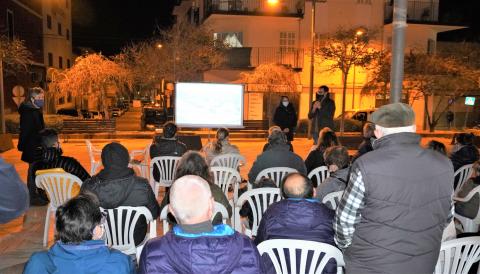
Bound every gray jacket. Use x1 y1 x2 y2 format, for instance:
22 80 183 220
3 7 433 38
316 167 349 209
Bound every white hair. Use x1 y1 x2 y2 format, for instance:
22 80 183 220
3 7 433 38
169 175 212 223
376 124 416 136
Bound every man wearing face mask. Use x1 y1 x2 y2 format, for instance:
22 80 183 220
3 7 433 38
273 96 298 142
308 85 336 145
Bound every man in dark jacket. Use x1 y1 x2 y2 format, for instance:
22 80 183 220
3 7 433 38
450 133 479 172
335 103 454 274
308 85 335 145
256 173 336 273
0 157 29 224
150 122 187 182
81 142 159 246
29 129 90 205
139 175 263 273
273 96 298 141
249 130 306 184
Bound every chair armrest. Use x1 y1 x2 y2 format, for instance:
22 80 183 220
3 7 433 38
149 219 157 238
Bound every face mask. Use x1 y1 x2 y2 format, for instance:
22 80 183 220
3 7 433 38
316 93 324 100
33 99 44 108
282 101 289 107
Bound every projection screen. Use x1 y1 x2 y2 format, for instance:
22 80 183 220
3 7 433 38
175 82 244 128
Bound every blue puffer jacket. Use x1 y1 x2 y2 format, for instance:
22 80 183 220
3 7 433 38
139 224 263 274
255 198 336 274
23 240 134 274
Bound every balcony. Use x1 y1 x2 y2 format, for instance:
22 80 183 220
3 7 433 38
204 0 304 19
224 47 304 69
384 0 439 24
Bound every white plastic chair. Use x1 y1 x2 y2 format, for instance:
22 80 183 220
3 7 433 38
149 156 181 198
257 239 345 274
442 220 457 242
454 164 474 195
159 202 229 235
234 187 282 237
454 185 480 233
434 237 480 274
307 166 330 186
210 153 246 170
211 166 242 203
252 167 298 189
35 172 83 247
100 206 157 262
85 140 102 175
129 144 151 179
322 190 344 210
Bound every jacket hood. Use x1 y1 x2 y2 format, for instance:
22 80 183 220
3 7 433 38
48 241 109 271
87 175 137 208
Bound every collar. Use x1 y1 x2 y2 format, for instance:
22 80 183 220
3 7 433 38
173 224 235 238
287 198 319 203
372 132 421 150
178 220 214 234
56 240 106 251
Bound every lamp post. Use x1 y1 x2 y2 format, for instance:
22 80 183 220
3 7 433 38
390 0 407 103
351 29 364 109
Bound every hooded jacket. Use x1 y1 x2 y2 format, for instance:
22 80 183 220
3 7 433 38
18 102 45 163
23 240 134 274
138 224 263 274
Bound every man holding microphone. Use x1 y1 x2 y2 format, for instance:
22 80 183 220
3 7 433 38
308 85 336 144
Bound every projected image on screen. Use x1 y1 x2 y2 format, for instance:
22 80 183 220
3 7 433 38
175 82 244 128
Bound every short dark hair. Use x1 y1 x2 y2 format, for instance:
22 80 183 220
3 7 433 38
456 133 475 146
175 151 212 183
319 85 329 92
163 122 177 138
268 130 287 146
318 128 339 150
363 122 375 139
281 173 314 199
324 146 350 169
427 140 446 155
55 192 102 244
39 128 59 148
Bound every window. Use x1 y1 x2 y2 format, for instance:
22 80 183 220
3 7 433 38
213 32 243 47
47 15 52 29
280 32 296 52
67 59 71 68
66 29 70 40
58 23 62 35
48 53 53 67
59 56 63 69
7 10 14 40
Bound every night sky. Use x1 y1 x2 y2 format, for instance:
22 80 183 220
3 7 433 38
71 0 479 56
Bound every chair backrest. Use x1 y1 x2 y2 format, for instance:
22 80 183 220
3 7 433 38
434 236 480 274
456 185 480 224
35 172 83 209
255 167 298 188
150 156 181 187
210 153 245 169
234 187 282 236
160 202 230 235
210 166 241 201
454 164 474 194
322 190 344 210
257 239 345 274
307 166 330 186
100 206 154 255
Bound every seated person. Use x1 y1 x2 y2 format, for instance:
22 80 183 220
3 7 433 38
304 127 339 187
81 142 159 246
160 151 232 224
202 128 240 165
352 122 375 162
450 133 479 171
139 175 263 274
255 173 335 274
263 126 293 152
248 130 306 184
456 160 480 219
427 140 447 156
29 128 90 206
23 193 134 274
316 146 350 209
150 122 187 182
0 157 29 224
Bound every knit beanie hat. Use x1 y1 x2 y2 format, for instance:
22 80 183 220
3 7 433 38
101 142 130 169
371 103 415 128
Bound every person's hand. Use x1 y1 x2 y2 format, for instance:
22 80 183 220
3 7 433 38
313 101 320 110
283 128 290 133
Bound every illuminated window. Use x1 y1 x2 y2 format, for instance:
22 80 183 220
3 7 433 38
214 32 243 47
280 32 296 52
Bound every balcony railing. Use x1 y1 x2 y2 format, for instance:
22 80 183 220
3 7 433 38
223 47 304 69
384 0 438 24
205 0 304 18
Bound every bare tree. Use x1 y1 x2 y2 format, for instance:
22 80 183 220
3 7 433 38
362 51 390 105
315 27 382 133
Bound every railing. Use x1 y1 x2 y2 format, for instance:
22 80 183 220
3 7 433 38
224 47 304 69
204 0 304 18
384 0 438 23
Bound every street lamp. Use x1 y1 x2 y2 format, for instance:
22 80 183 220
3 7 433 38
267 0 279 5
351 28 365 109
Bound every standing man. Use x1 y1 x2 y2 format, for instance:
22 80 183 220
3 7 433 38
308 85 335 144
334 103 454 274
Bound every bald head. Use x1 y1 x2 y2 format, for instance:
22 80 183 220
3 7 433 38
169 175 214 224
282 173 314 199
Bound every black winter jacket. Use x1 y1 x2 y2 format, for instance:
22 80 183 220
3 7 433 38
450 144 480 171
18 103 45 163
81 169 160 246
273 103 297 141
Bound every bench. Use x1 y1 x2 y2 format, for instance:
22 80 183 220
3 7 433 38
62 119 116 133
